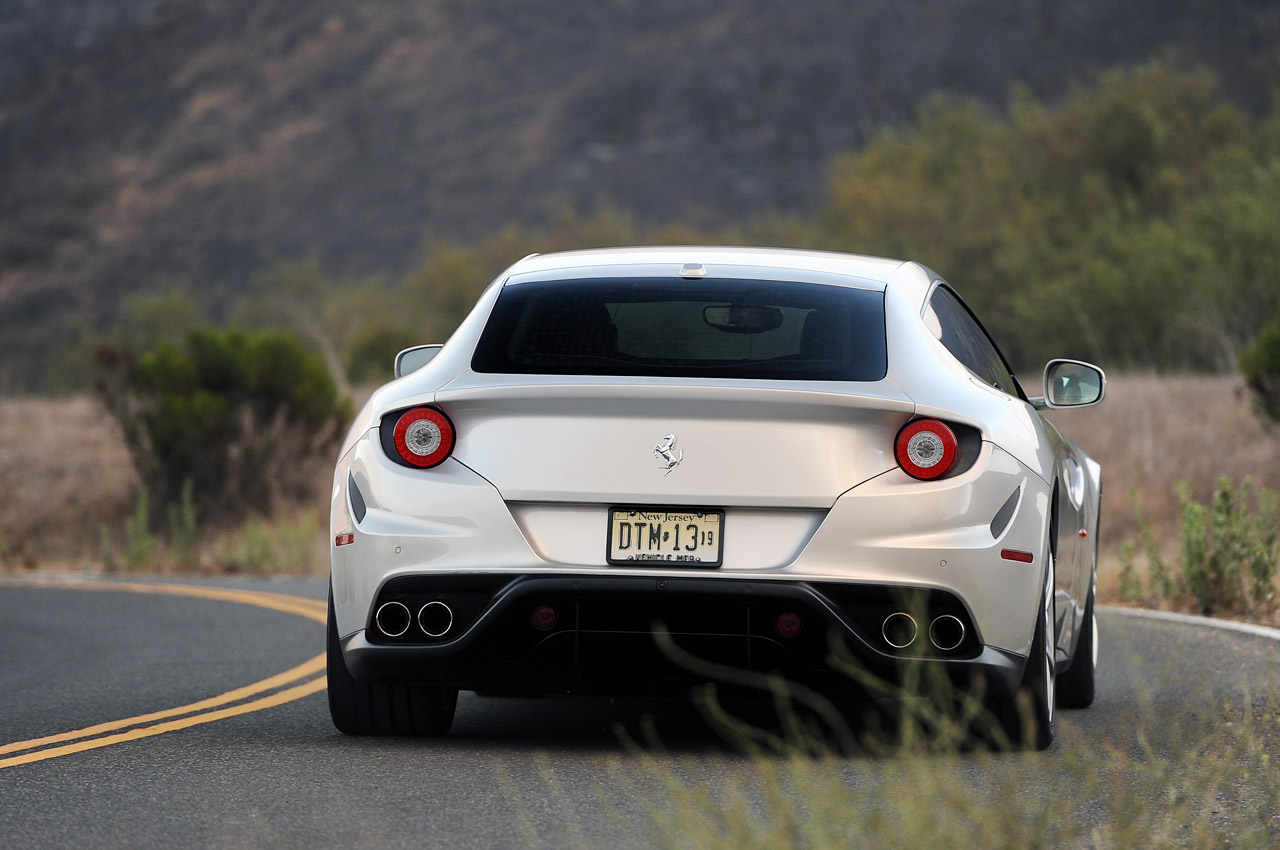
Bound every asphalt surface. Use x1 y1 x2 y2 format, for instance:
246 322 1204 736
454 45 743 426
0 575 1277 849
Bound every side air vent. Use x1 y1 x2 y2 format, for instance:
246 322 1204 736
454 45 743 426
989 487 1020 539
348 473 368 524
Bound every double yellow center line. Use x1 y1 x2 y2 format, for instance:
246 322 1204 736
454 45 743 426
0 578 328 770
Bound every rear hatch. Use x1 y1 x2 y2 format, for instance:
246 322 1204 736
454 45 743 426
444 272 906 508
438 377 913 508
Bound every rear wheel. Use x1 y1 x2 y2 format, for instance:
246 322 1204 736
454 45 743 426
1057 573 1097 709
991 555 1056 750
327 590 458 736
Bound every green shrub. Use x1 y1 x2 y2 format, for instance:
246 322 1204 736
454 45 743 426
215 511 323 574
1177 477 1279 614
1117 540 1143 602
97 326 351 521
268 510 323 574
1130 488 1173 599
819 59 1280 371
122 488 158 571
221 517 278 573
345 322 420 385
1128 477 1279 615
166 478 199 568
44 283 207 393
1240 309 1280 422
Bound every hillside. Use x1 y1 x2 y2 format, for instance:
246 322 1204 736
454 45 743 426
0 0 176 83
1 0 1278 387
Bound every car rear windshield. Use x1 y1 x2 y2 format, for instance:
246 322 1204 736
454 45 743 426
471 278 887 381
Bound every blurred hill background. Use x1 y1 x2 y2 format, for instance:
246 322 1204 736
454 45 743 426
2 0 1279 389
5 0 1280 606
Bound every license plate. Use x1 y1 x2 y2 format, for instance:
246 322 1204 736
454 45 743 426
607 508 724 567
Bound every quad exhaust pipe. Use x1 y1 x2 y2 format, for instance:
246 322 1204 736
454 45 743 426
881 611 966 651
375 601 412 638
374 600 454 638
928 614 965 651
418 601 453 637
881 612 917 649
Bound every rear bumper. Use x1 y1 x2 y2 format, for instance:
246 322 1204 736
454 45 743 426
333 430 1051 658
339 574 1027 697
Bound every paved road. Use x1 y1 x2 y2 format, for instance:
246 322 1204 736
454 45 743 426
0 575 1276 849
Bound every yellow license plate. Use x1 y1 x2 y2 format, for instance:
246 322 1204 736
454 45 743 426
607 508 724 567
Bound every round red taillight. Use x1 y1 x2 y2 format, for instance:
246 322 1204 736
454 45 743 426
392 407 455 468
895 419 959 480
530 605 558 631
775 612 803 639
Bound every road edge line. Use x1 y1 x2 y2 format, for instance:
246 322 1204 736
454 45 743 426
1100 604 1280 643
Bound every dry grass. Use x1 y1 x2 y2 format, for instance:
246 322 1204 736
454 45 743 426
612 692 1280 850
6 376 1280 583
0 394 331 573
1045 374 1280 594
0 396 137 564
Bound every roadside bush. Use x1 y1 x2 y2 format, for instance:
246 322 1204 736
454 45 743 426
44 283 209 393
215 510 323 574
1126 477 1279 615
1117 540 1143 602
166 478 199 568
122 487 158 570
820 58 1280 372
1133 488 1175 599
1240 308 1280 423
1178 478 1279 614
345 322 419 386
96 326 351 522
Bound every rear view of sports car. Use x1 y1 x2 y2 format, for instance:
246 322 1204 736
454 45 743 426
327 247 1105 748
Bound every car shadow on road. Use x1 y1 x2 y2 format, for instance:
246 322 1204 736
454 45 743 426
310 688 935 759
449 692 759 753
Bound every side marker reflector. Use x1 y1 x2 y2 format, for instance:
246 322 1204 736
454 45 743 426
335 533 355 547
1001 548 1034 563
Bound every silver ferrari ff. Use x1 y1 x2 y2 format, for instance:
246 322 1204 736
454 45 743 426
327 247 1104 748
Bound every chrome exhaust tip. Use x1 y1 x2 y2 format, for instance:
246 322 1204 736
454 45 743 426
418 601 453 637
929 614 965 651
881 612 918 649
375 601 412 638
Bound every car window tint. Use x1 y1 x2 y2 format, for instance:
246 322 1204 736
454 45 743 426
925 285 1018 395
472 278 888 381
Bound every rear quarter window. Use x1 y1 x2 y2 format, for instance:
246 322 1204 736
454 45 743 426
471 278 887 381
924 284 1019 396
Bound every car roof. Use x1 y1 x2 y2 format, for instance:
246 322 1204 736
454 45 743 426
502 246 908 291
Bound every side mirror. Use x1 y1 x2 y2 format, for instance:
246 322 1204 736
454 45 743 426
1038 359 1106 408
394 344 442 378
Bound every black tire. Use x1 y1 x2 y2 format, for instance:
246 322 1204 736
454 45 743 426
1056 573 1097 709
991 556 1056 751
327 590 458 736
